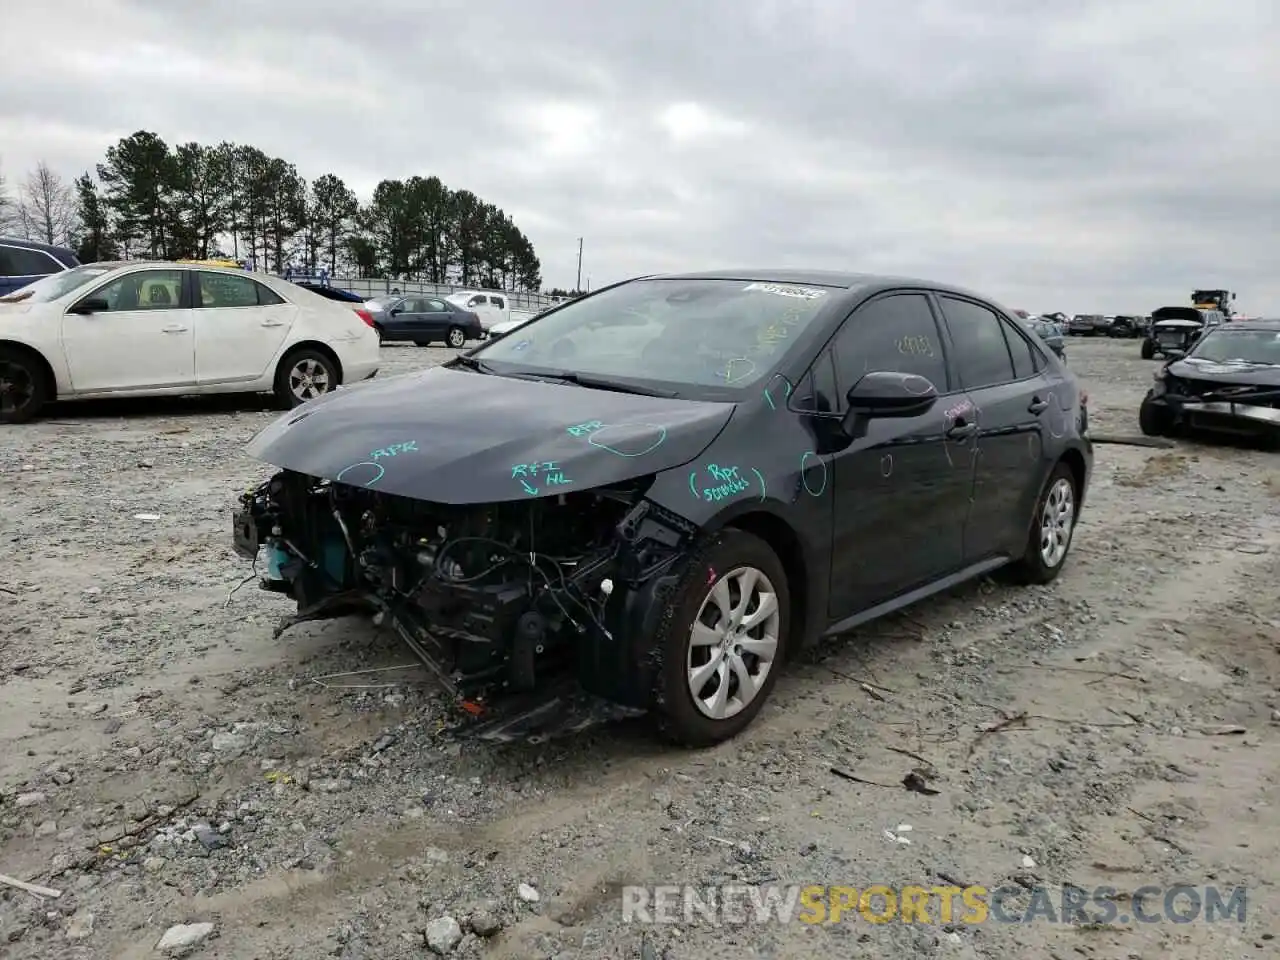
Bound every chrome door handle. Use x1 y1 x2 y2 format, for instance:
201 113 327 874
161 325 188 333
260 320 284 327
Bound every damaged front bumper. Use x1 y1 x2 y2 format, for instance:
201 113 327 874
1146 392 1280 437
232 470 699 738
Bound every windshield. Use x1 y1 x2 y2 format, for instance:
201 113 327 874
0 264 116 304
1189 329 1280 365
473 278 837 390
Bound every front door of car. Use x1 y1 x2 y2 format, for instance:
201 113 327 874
935 295 1051 562
192 271 296 384
60 268 196 392
465 294 498 329
826 292 974 620
394 298 437 339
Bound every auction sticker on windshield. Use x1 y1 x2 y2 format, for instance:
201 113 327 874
741 282 829 300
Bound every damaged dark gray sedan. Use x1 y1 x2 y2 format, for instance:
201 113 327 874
1139 319 1280 444
232 271 1093 746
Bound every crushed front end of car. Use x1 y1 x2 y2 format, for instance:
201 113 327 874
232 469 699 738
1141 366 1280 442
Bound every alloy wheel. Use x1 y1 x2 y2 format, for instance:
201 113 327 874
686 566 780 720
289 358 331 402
0 361 35 417
1039 477 1075 568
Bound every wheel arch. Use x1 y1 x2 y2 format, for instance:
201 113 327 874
278 340 344 384
698 500 816 653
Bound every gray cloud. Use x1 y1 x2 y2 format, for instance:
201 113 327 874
1 0 1276 312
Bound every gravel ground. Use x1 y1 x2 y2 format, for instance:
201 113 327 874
2 337 1278 960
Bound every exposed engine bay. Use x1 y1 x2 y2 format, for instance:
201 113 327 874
232 470 698 728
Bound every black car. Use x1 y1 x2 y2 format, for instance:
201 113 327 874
231 271 1092 746
365 294 483 347
1139 320 1280 443
1108 315 1143 338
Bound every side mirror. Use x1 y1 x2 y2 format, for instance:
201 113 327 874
70 298 109 315
841 371 938 431
1164 348 1186 360
389 307 402 316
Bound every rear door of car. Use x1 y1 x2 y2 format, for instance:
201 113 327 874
934 295 1053 562
192 271 297 384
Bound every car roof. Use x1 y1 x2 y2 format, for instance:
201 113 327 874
0 235 75 255
643 269 1006 304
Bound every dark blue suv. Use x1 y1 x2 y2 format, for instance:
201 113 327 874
0 237 80 295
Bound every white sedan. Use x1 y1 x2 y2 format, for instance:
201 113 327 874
0 261 381 423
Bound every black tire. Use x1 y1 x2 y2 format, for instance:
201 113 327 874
1138 396 1172 437
1008 461 1078 586
649 528 790 747
274 347 339 409
446 326 466 348
373 324 385 343
0 347 49 424
1140 339 1155 359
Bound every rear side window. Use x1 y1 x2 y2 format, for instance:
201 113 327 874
491 295 505 309
426 299 448 312
938 297 1016 389
0 245 61 277
467 295 486 307
830 293 949 397
197 272 284 308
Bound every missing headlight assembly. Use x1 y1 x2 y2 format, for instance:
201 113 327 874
233 469 696 710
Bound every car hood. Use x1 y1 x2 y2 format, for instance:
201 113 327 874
245 366 736 504
1169 358 1280 386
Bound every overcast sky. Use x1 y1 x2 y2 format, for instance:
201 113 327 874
2 0 1276 312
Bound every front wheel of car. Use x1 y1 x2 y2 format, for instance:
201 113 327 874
0 347 49 424
274 348 338 408
1009 461 1078 586
446 326 466 348
650 529 790 747
1140 339 1155 359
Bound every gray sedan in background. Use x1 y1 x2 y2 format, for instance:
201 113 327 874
1025 317 1066 360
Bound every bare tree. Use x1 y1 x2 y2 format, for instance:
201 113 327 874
0 157 15 234
19 161 76 245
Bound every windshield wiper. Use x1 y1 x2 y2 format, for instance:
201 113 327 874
530 371 678 398
447 354 496 374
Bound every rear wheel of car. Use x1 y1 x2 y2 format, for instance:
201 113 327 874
446 326 466 348
1140 339 1155 359
650 529 790 747
1009 461 1078 586
0 347 49 424
274 348 338 408
1138 396 1173 437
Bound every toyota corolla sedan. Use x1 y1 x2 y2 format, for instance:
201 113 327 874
231 271 1092 746
0 262 380 423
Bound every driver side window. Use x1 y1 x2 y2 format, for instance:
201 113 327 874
831 294 950 401
83 270 184 312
